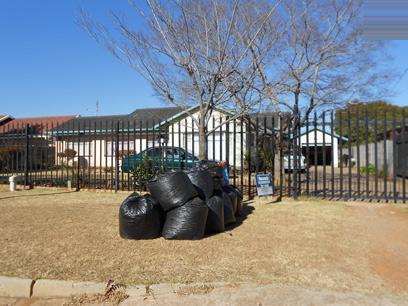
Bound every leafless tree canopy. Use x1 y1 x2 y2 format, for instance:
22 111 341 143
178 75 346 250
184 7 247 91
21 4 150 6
80 0 282 159
250 0 395 126
80 0 394 158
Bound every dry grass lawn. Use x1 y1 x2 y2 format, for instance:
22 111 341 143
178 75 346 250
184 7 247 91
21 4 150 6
0 186 407 296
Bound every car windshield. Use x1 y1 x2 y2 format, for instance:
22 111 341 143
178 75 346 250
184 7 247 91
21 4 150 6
146 148 161 157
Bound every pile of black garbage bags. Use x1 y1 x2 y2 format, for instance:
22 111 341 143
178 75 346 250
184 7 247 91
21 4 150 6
119 165 243 240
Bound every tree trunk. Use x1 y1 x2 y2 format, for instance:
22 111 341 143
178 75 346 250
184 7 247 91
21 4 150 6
293 87 301 200
198 127 207 160
197 105 209 161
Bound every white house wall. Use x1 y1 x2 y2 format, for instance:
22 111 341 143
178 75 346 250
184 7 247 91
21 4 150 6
54 109 247 169
55 138 153 168
167 109 246 167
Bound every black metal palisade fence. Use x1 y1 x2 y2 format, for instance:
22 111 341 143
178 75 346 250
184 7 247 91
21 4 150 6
0 109 406 203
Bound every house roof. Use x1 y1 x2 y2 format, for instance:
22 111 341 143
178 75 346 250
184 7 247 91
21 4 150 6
152 105 237 129
50 106 283 135
51 107 185 134
0 115 76 134
130 107 185 123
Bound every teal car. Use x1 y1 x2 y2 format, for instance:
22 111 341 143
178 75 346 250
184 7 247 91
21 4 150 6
121 146 203 172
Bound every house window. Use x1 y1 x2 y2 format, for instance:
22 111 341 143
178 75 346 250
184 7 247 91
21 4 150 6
71 142 92 157
105 141 136 157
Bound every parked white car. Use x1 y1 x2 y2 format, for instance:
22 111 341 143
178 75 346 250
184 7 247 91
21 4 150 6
283 152 307 172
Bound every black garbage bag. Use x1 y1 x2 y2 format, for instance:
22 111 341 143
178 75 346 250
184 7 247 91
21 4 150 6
210 167 224 192
205 195 225 233
212 176 223 192
228 190 238 215
162 197 208 240
219 191 236 225
147 171 197 211
235 193 243 215
187 168 214 200
119 193 164 240
210 166 223 177
231 185 243 199
231 185 244 215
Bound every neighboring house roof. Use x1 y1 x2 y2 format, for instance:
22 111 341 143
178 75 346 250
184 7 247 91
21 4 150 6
0 114 14 126
0 115 76 135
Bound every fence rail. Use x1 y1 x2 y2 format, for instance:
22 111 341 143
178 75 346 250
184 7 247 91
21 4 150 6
0 109 406 202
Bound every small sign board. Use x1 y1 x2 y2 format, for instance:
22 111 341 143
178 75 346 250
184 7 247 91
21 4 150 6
255 174 273 197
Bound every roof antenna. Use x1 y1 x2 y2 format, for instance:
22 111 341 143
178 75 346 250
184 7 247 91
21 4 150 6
96 100 100 116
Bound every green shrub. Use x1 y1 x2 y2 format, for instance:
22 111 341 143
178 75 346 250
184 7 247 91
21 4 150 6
360 164 375 176
130 155 160 186
360 164 389 179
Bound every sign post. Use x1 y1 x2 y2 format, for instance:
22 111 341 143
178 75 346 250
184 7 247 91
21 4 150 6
255 174 273 197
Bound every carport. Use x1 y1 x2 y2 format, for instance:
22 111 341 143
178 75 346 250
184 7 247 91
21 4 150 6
294 127 348 167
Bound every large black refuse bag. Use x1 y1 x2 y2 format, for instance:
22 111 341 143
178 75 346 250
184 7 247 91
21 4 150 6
147 171 197 211
235 191 243 215
119 193 164 239
219 191 236 225
162 197 208 240
212 176 223 192
231 185 244 215
187 168 214 200
211 167 224 192
205 195 225 233
228 190 238 215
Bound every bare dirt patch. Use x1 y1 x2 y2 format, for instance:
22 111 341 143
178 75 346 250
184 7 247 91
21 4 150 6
350 203 408 293
0 188 407 297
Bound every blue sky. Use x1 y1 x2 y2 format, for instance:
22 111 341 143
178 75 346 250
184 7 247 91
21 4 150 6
0 0 407 118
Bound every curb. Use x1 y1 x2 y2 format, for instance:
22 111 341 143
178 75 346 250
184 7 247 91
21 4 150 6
0 275 230 299
0 276 33 298
32 279 106 298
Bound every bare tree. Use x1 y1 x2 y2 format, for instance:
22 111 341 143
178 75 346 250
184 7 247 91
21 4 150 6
250 0 395 127
80 0 281 160
243 0 396 198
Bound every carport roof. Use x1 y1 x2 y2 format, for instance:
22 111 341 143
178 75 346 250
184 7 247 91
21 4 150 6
292 127 348 142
